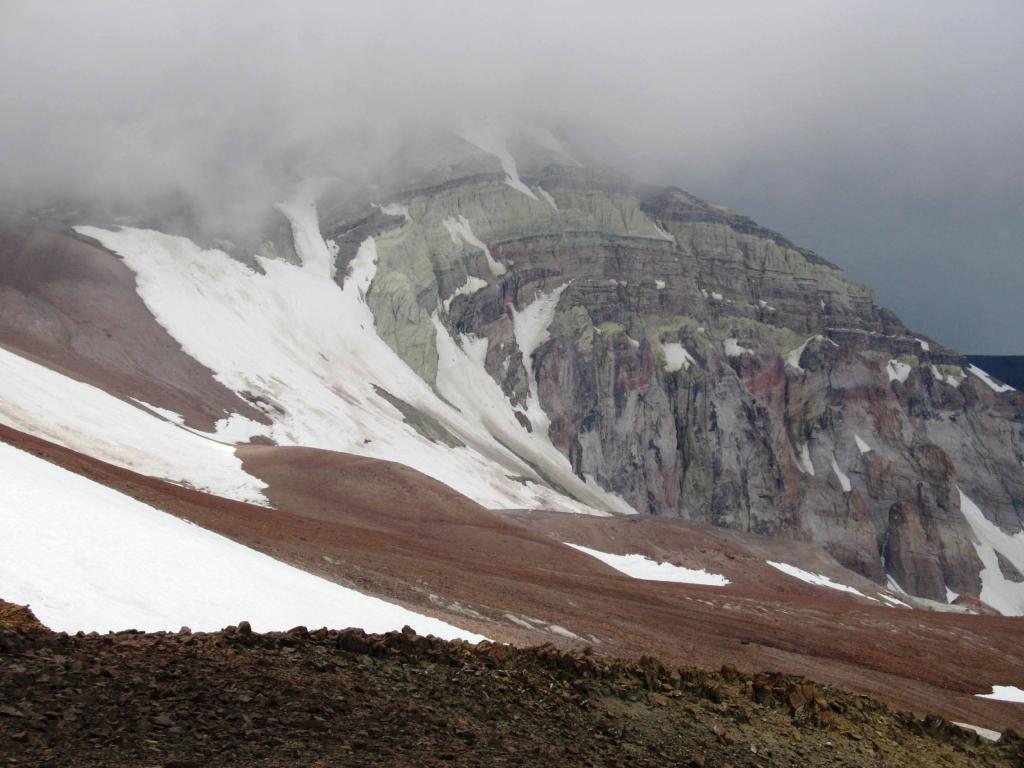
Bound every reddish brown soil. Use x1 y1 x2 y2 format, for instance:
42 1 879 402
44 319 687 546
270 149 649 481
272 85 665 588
2 423 1023 735
0 225 266 430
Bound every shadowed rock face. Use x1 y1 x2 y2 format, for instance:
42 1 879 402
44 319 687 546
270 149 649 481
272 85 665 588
322 137 1024 605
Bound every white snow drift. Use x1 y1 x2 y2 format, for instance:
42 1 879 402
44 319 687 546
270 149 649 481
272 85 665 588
767 561 876 602
830 454 852 492
0 440 482 639
953 722 1001 741
968 364 1016 393
886 359 912 384
959 488 1024 616
460 126 539 201
0 346 267 504
661 342 695 373
976 686 1024 704
442 215 506 276
565 543 730 586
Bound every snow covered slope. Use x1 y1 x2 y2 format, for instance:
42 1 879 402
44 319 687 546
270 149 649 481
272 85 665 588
0 439 482 639
0 345 267 504
75 202 630 515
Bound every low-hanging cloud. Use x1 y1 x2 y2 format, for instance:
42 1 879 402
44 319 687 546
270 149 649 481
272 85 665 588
2 0 1022 348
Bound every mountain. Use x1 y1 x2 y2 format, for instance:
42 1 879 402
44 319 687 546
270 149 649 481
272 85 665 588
2 130 1023 737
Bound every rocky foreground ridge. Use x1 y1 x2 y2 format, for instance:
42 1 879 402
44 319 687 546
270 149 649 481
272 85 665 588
1 605 1020 767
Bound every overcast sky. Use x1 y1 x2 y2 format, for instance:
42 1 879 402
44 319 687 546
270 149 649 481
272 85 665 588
1 1 1021 352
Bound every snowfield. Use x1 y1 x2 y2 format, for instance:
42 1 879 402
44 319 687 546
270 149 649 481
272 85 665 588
0 440 483 640
975 686 1024 704
0 346 267 504
565 543 730 586
767 561 876 602
75 195 632 516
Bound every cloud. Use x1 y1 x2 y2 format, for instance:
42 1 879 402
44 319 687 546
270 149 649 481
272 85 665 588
1 1 1021 347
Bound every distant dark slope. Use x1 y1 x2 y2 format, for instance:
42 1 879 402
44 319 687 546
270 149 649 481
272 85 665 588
968 356 1024 391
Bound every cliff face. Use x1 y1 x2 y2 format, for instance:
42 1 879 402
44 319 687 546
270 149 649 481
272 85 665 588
322 135 1024 606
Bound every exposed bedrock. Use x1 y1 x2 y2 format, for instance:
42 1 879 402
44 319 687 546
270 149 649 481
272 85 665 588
317 140 1024 609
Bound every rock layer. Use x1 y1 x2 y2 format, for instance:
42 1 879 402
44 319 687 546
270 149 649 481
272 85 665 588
322 136 1024 607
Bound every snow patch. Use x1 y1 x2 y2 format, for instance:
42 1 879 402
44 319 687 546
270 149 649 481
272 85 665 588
968 364 1016 393
724 338 751 357
958 488 1024 616
886 360 912 384
536 186 558 211
548 624 582 640
208 413 272 444
512 284 568 432
916 338 931 352
953 722 1001 741
854 434 873 454
443 275 488 312
710 291 724 301
661 343 695 373
0 441 481 640
931 365 965 387
879 593 911 609
442 215 506 276
565 543 730 586
655 279 666 290
767 561 876 601
654 222 675 242
461 126 538 200
830 455 852 492
274 188 335 280
785 335 835 372
886 574 908 594
786 337 813 371
797 444 815 476
976 686 1024 704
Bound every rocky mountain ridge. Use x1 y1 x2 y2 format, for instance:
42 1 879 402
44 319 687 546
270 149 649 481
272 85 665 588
316 132 1023 608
